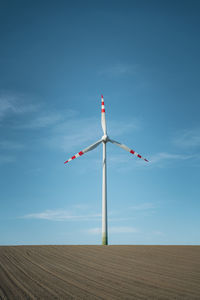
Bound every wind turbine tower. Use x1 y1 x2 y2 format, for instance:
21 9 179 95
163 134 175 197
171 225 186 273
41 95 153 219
64 95 148 245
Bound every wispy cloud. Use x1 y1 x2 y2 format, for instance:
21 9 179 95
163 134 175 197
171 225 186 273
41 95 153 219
87 226 138 235
0 141 24 150
99 63 137 78
149 152 193 165
131 202 156 211
0 155 15 164
48 117 139 153
23 209 101 221
173 128 200 148
1 92 140 157
108 119 140 138
108 130 200 170
110 226 138 233
101 150 193 173
108 153 132 164
152 230 164 236
0 93 78 131
141 129 200 168
16 113 63 129
51 117 101 152
0 94 38 121
15 109 78 130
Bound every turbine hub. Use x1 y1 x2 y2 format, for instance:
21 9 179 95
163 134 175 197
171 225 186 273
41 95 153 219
102 134 108 142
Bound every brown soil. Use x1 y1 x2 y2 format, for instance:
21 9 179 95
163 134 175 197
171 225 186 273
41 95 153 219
0 245 200 299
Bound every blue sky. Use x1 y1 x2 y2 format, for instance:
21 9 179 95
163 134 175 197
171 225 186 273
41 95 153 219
0 0 200 245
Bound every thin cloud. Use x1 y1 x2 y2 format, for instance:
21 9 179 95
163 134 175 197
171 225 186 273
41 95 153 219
0 141 24 150
173 128 200 148
0 95 38 121
49 117 101 153
49 116 140 153
108 119 140 138
72 204 90 210
0 93 78 130
149 152 193 164
112 150 196 172
0 155 15 164
131 202 156 211
99 63 137 78
108 153 132 164
152 230 164 236
87 226 138 235
23 209 101 221
16 113 63 129
110 226 138 233
15 109 78 130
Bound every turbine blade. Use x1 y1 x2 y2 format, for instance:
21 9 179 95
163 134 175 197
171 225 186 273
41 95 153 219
64 139 102 164
101 94 107 135
109 138 149 162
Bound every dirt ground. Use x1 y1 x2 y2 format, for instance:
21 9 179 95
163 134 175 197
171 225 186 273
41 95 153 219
0 245 200 299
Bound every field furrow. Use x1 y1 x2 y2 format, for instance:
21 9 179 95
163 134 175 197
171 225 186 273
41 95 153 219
0 245 200 299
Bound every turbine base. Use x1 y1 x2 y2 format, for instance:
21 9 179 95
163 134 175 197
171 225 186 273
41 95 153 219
102 233 108 245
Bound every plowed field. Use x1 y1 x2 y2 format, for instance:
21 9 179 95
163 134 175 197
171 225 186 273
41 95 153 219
0 245 200 299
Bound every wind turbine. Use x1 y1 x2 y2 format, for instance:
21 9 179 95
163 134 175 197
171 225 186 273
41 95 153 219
64 95 148 245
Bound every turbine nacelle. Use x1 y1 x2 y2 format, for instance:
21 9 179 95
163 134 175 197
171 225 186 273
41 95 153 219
102 134 109 143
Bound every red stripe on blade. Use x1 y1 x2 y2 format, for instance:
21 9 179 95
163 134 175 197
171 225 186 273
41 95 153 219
144 158 149 162
101 101 104 105
137 154 142 158
79 151 84 156
71 156 76 160
64 160 68 164
130 150 135 154
101 109 105 112
101 94 103 99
